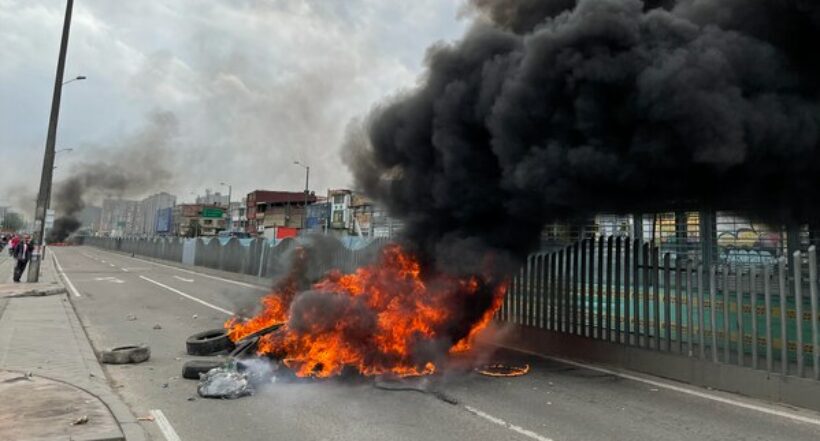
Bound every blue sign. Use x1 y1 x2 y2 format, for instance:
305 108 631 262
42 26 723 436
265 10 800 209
155 207 173 233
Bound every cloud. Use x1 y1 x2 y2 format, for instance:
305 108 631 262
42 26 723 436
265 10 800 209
0 0 468 213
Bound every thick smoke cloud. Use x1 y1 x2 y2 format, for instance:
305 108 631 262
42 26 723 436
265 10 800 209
48 111 178 242
347 0 820 272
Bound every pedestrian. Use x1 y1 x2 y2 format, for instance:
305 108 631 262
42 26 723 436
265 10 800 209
8 234 19 257
12 234 32 283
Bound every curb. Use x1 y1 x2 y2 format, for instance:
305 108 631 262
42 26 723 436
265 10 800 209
2 285 67 299
48 252 149 441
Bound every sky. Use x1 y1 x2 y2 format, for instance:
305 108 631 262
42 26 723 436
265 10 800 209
0 0 470 215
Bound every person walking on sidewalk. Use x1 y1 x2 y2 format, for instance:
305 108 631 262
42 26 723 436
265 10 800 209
12 234 32 283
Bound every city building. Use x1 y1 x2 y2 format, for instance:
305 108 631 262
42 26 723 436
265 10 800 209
137 192 176 236
100 198 140 237
245 190 317 237
228 200 247 233
196 189 229 207
305 200 330 232
172 203 227 237
327 189 352 230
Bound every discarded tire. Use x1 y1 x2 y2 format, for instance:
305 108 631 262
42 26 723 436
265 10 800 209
186 329 234 356
182 359 224 380
100 345 151 364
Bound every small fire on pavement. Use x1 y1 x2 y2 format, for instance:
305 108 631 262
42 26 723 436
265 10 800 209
225 244 507 378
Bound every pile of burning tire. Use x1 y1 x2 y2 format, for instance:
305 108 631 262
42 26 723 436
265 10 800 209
181 324 281 380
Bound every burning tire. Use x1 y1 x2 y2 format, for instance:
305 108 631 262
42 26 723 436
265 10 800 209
100 345 151 364
182 359 225 380
186 329 234 356
229 336 259 358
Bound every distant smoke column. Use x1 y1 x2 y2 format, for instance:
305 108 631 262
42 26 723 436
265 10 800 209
44 111 178 242
347 0 820 273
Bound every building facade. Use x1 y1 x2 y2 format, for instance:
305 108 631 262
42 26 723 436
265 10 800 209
245 190 317 235
100 199 140 237
138 192 176 236
172 203 226 237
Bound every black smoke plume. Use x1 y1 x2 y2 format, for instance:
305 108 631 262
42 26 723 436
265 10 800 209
48 111 177 242
346 0 820 272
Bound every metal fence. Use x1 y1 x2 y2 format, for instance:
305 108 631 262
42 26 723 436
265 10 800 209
498 235 820 381
82 236 388 280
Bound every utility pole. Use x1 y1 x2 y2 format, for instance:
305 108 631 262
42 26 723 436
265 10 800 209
29 0 74 282
294 161 310 229
220 182 232 232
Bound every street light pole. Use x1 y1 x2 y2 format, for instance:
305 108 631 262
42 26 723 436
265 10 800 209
62 75 86 86
45 148 74 213
294 161 310 229
28 0 74 282
220 182 232 233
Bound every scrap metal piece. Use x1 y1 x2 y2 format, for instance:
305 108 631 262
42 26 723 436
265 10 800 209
197 365 253 399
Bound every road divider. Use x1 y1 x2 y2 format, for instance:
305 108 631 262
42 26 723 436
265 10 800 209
139 275 234 316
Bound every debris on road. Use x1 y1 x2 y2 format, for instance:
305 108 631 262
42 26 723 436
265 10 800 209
70 415 89 426
153 324 162 330
126 314 137 321
100 345 151 364
192 314 198 319
197 364 253 399
182 359 225 380
186 328 234 356
137 415 155 422
475 363 530 377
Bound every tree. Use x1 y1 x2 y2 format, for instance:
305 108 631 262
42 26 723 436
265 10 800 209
2 212 25 232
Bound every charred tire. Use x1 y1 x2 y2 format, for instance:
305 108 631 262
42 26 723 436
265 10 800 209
229 336 259 358
100 345 151 364
186 329 234 356
182 359 224 380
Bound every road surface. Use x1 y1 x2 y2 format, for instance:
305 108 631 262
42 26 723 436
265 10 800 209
52 245 820 441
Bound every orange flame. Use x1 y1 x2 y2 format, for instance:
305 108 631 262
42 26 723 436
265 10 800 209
225 244 507 378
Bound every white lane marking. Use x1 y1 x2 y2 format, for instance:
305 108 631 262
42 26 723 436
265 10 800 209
173 275 194 283
101 260 106 263
150 409 181 441
52 251 81 297
464 405 553 441
139 275 234 316
91 248 267 291
516 348 820 428
109 263 116 267
121 267 129 272
93 276 125 284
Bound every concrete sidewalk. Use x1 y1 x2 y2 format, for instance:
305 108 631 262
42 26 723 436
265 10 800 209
0 252 146 441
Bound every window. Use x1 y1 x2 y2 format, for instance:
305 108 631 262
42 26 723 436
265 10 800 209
333 194 345 204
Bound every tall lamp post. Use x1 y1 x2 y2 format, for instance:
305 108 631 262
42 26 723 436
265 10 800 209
28 0 75 282
220 182 232 233
293 161 310 229
46 148 74 213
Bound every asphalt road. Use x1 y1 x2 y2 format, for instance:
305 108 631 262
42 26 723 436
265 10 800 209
53 245 820 441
